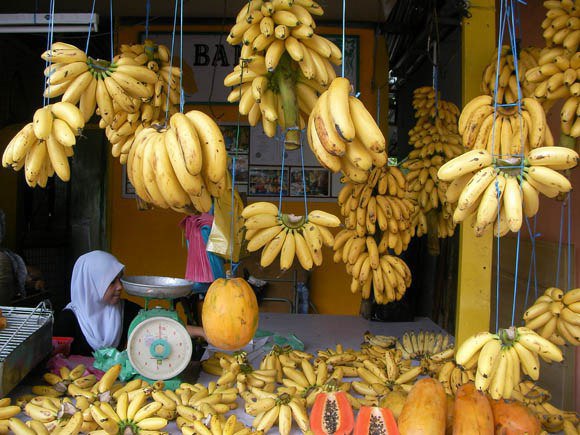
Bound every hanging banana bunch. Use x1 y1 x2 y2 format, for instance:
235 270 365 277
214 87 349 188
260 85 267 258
404 86 464 240
225 0 341 147
337 166 415 254
541 0 580 52
2 103 85 187
480 45 541 104
436 360 476 396
438 146 578 236
241 201 340 270
125 110 229 213
308 77 388 181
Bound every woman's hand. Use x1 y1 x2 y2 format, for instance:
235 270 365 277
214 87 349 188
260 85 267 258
186 325 207 340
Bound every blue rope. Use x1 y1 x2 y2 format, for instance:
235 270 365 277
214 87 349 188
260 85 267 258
556 199 565 288
278 136 286 214
164 0 179 124
523 216 540 312
567 191 572 291
341 0 346 77
532 215 538 299
109 0 114 61
85 0 96 53
43 0 56 107
179 0 184 113
495 179 502 333
145 0 151 41
299 130 309 218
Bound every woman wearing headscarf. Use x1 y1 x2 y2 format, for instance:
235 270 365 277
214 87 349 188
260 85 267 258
53 250 204 356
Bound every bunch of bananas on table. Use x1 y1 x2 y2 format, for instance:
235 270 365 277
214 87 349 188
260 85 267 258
332 230 412 304
337 166 414 253
308 77 388 180
438 146 578 236
458 95 554 155
126 110 228 213
480 45 541 104
523 286 580 346
455 326 563 400
437 361 476 396
241 201 340 270
404 87 464 240
180 413 261 435
396 330 454 361
2 102 85 186
225 0 341 142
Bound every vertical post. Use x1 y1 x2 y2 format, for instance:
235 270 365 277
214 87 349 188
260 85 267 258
456 0 496 345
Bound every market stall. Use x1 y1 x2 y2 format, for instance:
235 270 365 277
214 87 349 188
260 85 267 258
0 0 579 433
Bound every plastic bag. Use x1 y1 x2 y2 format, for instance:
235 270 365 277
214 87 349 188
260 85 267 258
207 172 245 262
93 348 137 382
180 214 216 283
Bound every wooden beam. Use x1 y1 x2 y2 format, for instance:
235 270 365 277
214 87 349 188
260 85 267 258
456 0 495 345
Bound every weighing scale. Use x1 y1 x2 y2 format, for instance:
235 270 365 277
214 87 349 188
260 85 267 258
121 276 195 387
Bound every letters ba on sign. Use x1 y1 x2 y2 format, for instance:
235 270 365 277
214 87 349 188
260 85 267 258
146 32 359 105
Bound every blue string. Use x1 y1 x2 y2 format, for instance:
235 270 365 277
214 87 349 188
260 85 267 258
278 136 286 214
109 0 114 61
43 0 56 107
532 215 538 299
85 0 96 53
299 130 309 218
523 216 540 313
179 0 184 113
144 0 151 41
164 0 179 124
495 179 502 333
567 191 572 291
341 0 346 78
556 199 565 288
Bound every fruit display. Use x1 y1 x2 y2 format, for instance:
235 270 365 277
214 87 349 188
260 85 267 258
224 0 341 146
125 110 228 213
308 77 388 181
480 45 541 104
241 201 340 270
201 277 260 351
455 326 563 400
437 146 578 236
458 95 554 155
403 86 464 240
523 286 580 346
2 103 85 186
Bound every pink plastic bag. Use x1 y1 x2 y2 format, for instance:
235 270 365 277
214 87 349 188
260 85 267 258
46 354 105 379
180 213 215 283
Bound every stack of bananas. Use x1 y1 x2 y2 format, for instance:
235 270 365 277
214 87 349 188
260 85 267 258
42 364 96 394
2 103 85 186
527 400 579 433
225 0 341 143
362 332 397 348
337 166 415 253
260 345 315 383
455 326 563 400
332 230 412 303
480 45 541 104
241 202 340 270
438 146 578 236
404 87 464 240
396 331 454 361
458 95 553 155
523 286 580 346
180 413 261 435
241 387 310 434
542 1 580 52
437 360 476 396
125 110 228 213
308 77 388 181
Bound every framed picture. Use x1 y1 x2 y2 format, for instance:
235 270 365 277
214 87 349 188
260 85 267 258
220 123 250 154
228 154 249 183
289 167 330 197
249 166 289 196
121 165 136 199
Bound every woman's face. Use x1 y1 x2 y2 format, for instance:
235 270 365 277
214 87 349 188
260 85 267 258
102 272 123 305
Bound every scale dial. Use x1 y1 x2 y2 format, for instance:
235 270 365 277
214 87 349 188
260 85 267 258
127 316 192 380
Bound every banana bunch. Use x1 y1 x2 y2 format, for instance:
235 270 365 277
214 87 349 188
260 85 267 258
396 331 454 361
438 147 578 236
308 77 388 180
225 0 341 142
455 326 564 400
459 95 554 155
542 0 580 52
22 396 78 433
527 399 579 434
337 166 415 253
313 344 367 378
362 332 397 348
41 364 94 394
126 110 228 213
351 355 423 398
512 380 552 405
259 345 314 383
332 230 412 304
201 351 247 376
523 286 580 346
242 387 309 434
242 202 340 270
405 87 464 240
436 361 476 396
180 413 262 435
480 45 541 104
2 103 85 186
171 382 239 419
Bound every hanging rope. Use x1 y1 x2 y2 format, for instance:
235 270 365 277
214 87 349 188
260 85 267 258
341 0 346 78
109 0 114 61
42 0 56 107
164 0 179 124
567 191 572 290
179 0 185 113
144 0 151 41
556 199 566 289
85 0 97 53
299 131 309 219
278 134 287 214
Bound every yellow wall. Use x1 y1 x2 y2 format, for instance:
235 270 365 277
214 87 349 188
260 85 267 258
110 25 377 315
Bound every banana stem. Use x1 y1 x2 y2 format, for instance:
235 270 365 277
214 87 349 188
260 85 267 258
275 53 300 149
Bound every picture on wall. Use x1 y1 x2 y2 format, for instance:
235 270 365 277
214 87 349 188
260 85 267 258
249 166 289 196
220 124 250 154
289 167 330 197
228 154 249 183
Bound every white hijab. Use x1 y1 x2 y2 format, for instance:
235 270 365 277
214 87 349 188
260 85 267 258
65 251 125 351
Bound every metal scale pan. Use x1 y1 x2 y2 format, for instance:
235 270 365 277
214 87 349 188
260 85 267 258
121 276 194 300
